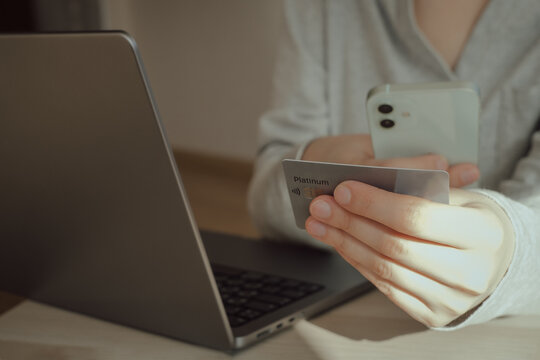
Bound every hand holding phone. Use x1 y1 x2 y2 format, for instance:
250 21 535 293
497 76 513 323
366 81 480 165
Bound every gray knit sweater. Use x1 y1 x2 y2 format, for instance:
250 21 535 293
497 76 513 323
248 0 540 328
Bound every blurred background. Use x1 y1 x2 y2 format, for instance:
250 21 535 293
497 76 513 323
1 0 284 236
1 0 284 161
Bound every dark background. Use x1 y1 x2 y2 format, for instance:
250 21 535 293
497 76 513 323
0 0 101 33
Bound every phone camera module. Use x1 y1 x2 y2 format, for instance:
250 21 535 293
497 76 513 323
378 104 393 114
380 119 395 128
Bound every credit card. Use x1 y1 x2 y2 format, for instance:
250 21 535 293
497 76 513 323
282 159 449 229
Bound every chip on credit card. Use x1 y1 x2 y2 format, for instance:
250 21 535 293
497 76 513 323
282 159 449 229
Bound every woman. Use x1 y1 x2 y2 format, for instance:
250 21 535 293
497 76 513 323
248 0 540 329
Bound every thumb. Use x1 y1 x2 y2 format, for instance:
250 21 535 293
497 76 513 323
448 164 480 188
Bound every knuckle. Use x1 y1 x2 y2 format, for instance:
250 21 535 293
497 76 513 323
340 235 353 254
375 280 391 297
319 228 332 244
333 236 345 252
380 234 406 258
399 200 424 234
356 188 376 215
374 261 392 280
338 212 353 233
331 231 347 252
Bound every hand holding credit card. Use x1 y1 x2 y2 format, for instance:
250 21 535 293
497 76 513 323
282 159 449 229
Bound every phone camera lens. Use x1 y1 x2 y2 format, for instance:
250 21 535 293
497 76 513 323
378 104 393 114
380 119 395 128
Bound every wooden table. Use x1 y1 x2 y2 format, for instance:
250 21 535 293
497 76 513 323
1 151 539 359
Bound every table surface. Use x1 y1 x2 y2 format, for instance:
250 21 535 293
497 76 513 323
1 291 539 359
1 152 539 359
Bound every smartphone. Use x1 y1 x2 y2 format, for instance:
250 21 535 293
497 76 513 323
366 81 480 165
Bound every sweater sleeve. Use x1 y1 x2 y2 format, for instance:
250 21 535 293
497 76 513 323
247 0 331 248
438 131 540 330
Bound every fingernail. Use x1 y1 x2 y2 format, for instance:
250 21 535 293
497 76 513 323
460 168 479 184
311 200 331 218
306 219 327 237
334 185 351 205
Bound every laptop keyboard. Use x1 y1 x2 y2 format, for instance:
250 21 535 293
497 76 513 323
212 264 324 327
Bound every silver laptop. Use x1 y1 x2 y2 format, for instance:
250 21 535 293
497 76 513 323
0 32 371 351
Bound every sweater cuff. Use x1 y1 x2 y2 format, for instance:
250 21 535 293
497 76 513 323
434 189 529 330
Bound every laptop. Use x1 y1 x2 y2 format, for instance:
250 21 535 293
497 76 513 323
0 32 371 351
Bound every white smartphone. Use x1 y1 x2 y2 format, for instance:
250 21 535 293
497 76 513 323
366 81 480 165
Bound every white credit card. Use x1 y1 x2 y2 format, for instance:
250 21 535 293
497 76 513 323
282 159 449 229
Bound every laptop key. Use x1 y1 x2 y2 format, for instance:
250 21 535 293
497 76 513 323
212 265 243 277
245 301 276 313
225 305 241 315
221 286 241 294
237 290 258 298
226 297 248 306
229 316 247 327
241 272 264 281
255 294 291 306
260 285 281 294
243 282 263 290
238 309 261 320
226 279 245 286
299 284 322 293
263 276 283 285
213 263 325 327
279 290 306 299
282 280 301 288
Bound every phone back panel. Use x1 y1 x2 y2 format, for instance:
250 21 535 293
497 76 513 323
366 82 480 165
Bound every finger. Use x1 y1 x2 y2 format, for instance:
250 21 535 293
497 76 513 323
448 163 480 188
351 262 464 328
309 199 487 294
305 219 468 326
331 181 502 249
353 263 436 327
365 154 448 171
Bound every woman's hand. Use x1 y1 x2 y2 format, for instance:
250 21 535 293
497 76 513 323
302 134 480 188
305 182 515 327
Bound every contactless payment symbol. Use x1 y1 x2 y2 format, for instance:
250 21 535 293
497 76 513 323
291 187 301 196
